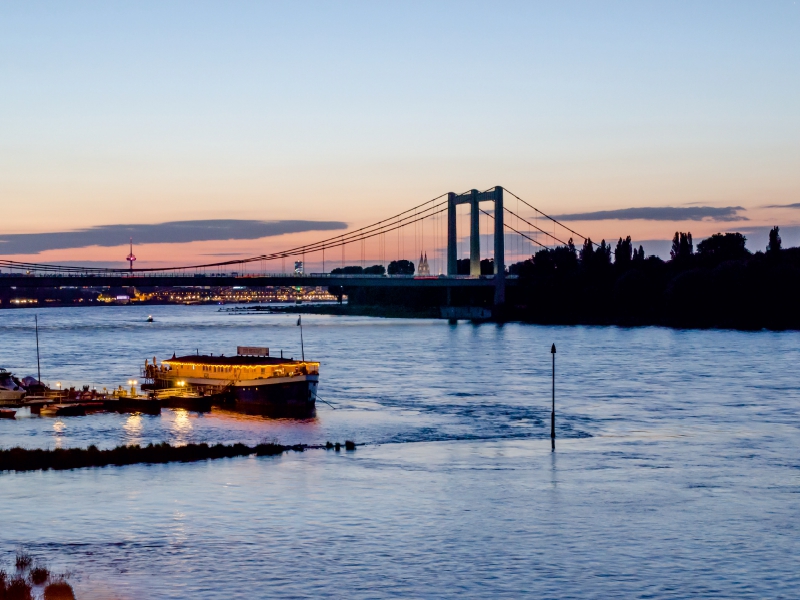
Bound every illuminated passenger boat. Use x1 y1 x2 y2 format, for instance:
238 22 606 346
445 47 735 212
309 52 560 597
142 346 319 416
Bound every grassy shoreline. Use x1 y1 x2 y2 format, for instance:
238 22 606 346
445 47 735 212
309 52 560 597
0 440 358 473
0 442 303 473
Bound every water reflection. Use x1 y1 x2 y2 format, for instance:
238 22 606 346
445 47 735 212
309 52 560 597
171 409 193 446
123 414 143 445
53 419 65 449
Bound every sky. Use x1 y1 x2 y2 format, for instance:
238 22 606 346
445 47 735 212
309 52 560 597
1 1 799 269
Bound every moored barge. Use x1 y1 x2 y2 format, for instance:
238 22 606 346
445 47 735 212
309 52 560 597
142 347 319 417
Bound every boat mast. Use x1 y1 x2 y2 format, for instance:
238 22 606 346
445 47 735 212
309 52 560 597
297 315 304 361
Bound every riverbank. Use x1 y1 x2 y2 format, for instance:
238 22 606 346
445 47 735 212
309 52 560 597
270 302 800 330
270 303 440 319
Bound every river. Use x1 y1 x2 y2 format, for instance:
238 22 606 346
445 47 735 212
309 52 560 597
1 305 798 598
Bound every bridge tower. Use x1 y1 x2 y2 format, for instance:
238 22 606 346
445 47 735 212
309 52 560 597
446 186 504 306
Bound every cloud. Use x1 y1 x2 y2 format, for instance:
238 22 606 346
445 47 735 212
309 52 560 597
763 203 800 209
551 206 747 222
0 219 347 255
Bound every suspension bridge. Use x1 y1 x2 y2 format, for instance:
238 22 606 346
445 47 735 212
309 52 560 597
0 186 589 308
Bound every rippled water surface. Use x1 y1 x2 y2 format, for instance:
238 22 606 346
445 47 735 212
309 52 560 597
1 305 799 598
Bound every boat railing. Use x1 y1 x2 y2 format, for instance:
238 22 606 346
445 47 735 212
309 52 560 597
151 386 211 399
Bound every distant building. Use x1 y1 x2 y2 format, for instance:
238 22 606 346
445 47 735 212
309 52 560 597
294 261 304 274
417 252 430 276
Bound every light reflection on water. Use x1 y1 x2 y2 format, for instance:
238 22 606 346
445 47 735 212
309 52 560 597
123 414 143 445
52 419 65 448
169 409 192 446
0 305 799 598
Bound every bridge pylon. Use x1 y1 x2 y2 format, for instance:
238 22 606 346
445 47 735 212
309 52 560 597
446 186 504 306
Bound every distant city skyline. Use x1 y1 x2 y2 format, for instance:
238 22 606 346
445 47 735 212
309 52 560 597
1 1 798 266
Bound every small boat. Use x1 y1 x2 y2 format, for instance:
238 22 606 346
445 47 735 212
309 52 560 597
0 408 16 419
39 404 86 417
147 315 154 322
0 368 26 404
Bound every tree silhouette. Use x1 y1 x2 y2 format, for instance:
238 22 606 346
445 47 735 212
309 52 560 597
670 232 693 261
501 228 800 329
387 260 415 275
531 240 578 272
696 232 750 263
615 236 633 266
331 265 364 275
596 240 612 265
768 226 782 254
580 238 594 263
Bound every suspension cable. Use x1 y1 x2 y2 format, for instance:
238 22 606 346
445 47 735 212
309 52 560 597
503 207 571 247
501 187 596 246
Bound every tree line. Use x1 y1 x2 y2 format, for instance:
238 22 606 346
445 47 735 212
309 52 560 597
506 227 800 329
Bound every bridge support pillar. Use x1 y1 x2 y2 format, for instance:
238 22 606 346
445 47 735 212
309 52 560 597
493 185 505 307
445 186 505 307
447 193 457 275
470 189 480 276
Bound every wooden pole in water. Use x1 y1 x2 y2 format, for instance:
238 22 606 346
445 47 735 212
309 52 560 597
551 343 556 451
35 315 41 385
297 315 305 362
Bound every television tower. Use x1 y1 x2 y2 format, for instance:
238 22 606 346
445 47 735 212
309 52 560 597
126 238 137 273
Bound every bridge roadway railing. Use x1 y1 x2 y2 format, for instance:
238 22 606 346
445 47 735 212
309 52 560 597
0 272 517 289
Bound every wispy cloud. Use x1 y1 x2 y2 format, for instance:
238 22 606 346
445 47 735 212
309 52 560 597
552 206 747 222
763 203 800 209
0 220 347 255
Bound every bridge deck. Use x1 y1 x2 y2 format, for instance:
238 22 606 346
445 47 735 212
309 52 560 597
0 274 518 289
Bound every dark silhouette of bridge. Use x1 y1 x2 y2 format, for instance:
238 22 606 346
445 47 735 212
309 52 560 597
0 186 589 308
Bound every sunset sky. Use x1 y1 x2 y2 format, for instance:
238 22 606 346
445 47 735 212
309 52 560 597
1 1 799 269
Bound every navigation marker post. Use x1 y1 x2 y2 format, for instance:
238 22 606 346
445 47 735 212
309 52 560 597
551 343 556 451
